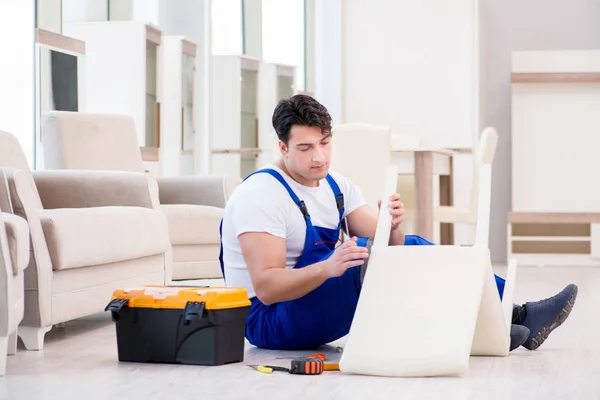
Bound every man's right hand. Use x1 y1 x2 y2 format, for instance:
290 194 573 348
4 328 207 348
323 237 369 278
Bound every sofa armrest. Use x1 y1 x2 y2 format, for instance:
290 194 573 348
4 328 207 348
2 168 53 328
0 168 12 213
155 174 241 208
32 170 159 210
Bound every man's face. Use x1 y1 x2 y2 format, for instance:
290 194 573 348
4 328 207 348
279 125 332 185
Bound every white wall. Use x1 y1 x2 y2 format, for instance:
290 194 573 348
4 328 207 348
341 0 480 150
0 0 36 168
482 0 600 262
314 0 342 123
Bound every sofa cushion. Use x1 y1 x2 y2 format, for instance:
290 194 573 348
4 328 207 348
2 212 29 275
39 206 170 271
161 204 223 245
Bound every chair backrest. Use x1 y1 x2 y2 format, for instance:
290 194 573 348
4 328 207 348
42 111 146 173
0 131 32 172
330 122 393 210
468 127 498 211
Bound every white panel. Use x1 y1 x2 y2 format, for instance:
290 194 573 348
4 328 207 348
63 22 147 145
341 0 480 149
0 0 36 168
512 81 600 212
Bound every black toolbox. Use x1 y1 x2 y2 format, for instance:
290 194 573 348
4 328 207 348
105 285 251 366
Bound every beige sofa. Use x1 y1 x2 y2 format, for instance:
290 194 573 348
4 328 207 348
0 130 172 351
42 111 241 280
0 174 29 375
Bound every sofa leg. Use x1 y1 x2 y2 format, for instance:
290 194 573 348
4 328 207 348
18 326 51 351
7 332 17 356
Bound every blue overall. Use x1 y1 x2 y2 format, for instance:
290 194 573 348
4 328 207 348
219 168 506 350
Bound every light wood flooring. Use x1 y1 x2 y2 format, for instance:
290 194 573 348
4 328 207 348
1 266 599 400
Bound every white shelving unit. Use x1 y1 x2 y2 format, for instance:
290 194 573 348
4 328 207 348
257 62 297 167
509 49 600 267
210 55 261 179
160 36 198 177
34 28 86 170
62 20 163 175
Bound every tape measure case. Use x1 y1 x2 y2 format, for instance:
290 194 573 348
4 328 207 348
105 286 251 366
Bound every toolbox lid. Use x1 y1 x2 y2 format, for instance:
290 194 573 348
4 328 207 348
110 286 251 310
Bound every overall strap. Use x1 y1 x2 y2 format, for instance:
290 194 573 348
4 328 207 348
247 168 310 221
325 174 345 222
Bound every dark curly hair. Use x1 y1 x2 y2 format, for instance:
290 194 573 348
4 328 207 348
272 94 332 145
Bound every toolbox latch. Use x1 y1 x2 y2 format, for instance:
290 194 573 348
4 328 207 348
104 299 129 321
183 301 205 325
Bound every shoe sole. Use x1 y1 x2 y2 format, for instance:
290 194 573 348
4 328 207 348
523 285 578 350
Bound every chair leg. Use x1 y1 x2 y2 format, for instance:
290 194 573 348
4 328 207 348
18 326 51 351
7 331 17 356
0 337 7 376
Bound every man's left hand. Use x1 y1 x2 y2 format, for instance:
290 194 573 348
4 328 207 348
378 193 404 231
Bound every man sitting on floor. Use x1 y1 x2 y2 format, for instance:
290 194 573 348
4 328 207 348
219 94 578 352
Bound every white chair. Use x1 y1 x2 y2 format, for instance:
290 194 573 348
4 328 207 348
339 164 516 377
330 122 392 211
403 127 499 244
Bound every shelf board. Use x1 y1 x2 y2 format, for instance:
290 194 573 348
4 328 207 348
211 148 262 155
511 72 600 83
508 212 600 224
511 236 590 242
36 28 85 55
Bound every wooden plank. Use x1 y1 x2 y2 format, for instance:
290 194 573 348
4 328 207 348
414 151 434 241
241 57 260 72
511 72 600 83
36 28 85 55
511 240 590 254
512 223 590 237
140 146 159 161
182 38 197 57
276 64 295 78
439 157 454 245
508 212 600 224
145 24 162 45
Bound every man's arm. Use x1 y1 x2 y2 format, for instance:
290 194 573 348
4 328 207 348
238 232 329 305
345 204 405 246
238 232 368 305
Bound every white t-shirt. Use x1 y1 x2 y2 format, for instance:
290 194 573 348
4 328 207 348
221 164 367 298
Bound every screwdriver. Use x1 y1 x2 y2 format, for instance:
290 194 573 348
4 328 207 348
248 357 332 375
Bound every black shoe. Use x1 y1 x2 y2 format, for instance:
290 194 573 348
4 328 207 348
518 284 578 350
510 324 530 351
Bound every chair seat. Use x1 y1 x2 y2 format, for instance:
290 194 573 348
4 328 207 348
161 204 223 245
39 206 170 271
2 212 29 275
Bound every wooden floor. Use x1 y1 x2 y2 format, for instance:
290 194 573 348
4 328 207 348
1 266 599 400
